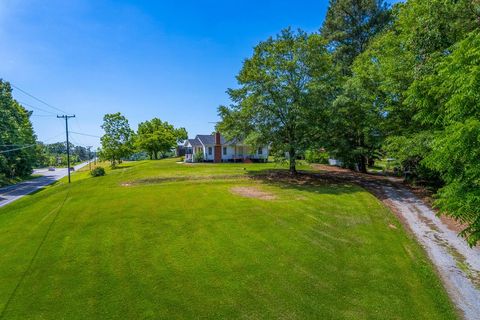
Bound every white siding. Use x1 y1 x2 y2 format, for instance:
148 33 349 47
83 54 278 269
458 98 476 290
204 145 214 161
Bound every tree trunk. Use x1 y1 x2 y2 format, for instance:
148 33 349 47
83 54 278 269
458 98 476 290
358 155 367 173
154 151 158 160
289 148 297 175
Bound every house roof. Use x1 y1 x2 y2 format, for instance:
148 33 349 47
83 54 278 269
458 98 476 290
187 138 202 147
186 133 246 146
196 134 225 145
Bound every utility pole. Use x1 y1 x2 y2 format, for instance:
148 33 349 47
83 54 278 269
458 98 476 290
57 115 76 183
87 146 92 171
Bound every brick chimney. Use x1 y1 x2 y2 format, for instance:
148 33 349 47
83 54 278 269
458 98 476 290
214 131 222 163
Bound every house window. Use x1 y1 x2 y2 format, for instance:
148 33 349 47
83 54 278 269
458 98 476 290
223 147 227 155
258 147 263 155
208 147 212 155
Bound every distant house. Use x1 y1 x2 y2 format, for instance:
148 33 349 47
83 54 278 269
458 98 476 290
184 132 268 163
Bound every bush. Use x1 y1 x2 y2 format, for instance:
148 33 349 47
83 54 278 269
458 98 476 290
305 149 329 164
90 167 106 177
193 151 204 162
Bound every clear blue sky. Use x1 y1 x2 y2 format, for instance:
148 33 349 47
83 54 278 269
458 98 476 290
0 0 398 148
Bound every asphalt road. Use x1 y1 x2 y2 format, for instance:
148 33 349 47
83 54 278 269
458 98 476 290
0 162 90 208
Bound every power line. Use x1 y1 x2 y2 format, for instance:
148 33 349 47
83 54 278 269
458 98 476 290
0 144 38 153
69 131 102 138
17 100 57 116
0 133 64 153
11 84 68 114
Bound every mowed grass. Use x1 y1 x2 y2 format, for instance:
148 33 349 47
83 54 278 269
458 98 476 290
0 159 457 319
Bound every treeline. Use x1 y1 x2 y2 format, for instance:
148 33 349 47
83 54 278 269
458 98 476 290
99 112 187 166
35 142 93 167
218 0 480 245
0 80 37 181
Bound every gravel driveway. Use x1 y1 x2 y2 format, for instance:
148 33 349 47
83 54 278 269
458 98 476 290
311 165 480 320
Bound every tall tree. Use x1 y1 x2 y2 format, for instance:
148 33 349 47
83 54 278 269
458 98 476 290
321 0 391 74
100 112 134 167
320 0 391 172
218 28 336 174
413 31 480 246
136 118 187 159
0 80 37 180
365 0 478 178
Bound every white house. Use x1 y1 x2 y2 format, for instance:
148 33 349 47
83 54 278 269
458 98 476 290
184 132 269 163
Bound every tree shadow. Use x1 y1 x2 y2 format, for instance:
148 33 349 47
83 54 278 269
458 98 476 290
245 168 362 196
111 164 134 170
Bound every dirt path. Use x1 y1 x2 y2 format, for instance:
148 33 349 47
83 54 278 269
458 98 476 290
310 165 480 320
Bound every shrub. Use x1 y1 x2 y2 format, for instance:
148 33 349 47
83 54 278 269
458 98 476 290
193 151 204 162
305 149 329 164
91 167 106 177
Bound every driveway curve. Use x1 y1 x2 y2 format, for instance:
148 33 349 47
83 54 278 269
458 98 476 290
311 165 480 320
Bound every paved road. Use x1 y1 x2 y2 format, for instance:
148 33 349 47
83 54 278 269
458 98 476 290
0 162 90 208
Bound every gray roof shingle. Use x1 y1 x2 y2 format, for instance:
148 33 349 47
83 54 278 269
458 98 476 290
186 134 244 146
196 134 226 145
187 138 202 147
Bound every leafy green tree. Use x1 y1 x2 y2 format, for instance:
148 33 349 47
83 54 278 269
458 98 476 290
136 118 187 159
100 112 134 167
331 0 478 173
320 0 391 172
321 0 391 74
0 80 37 180
412 31 480 246
218 28 336 174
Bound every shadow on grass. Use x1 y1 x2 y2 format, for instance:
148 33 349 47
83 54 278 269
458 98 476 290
111 164 135 170
245 168 361 196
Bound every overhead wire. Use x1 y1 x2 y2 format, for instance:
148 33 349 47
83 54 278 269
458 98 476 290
0 133 64 153
17 100 57 116
11 84 69 114
69 131 102 139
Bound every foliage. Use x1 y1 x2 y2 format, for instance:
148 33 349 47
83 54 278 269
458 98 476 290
218 28 337 174
321 0 391 74
100 112 134 167
411 32 480 246
0 80 37 179
90 166 106 177
305 149 329 164
319 0 392 172
193 150 204 162
135 118 187 160
35 141 91 167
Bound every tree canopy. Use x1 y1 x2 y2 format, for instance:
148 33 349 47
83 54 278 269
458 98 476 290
321 0 391 74
100 112 134 167
136 118 187 159
218 28 337 174
0 80 37 182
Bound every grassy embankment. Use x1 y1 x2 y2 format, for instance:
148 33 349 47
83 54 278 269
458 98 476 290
0 159 457 319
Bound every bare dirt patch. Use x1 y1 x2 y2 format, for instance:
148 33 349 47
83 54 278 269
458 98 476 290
230 186 277 200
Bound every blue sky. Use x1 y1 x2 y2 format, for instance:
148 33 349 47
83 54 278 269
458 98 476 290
0 0 396 148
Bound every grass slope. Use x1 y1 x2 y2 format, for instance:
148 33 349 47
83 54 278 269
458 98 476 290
0 159 457 319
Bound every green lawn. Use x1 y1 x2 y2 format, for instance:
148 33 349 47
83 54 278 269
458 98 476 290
0 159 457 319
